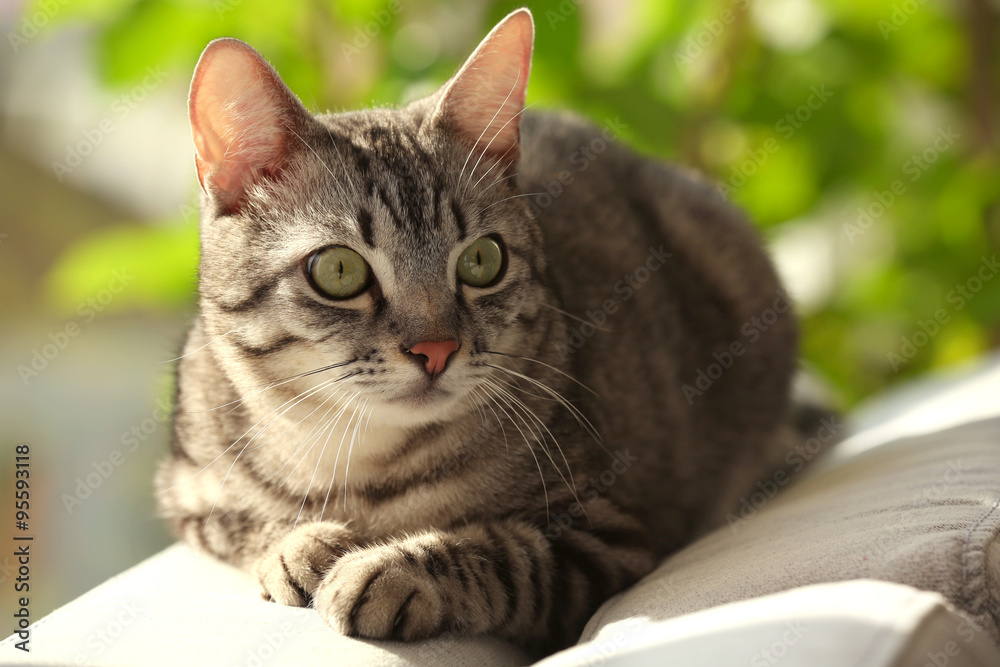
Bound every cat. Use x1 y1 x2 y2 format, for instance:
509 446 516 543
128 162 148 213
156 7 818 657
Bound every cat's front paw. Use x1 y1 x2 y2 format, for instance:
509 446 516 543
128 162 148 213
314 543 446 641
254 522 358 607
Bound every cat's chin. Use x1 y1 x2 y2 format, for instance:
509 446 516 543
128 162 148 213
371 384 468 426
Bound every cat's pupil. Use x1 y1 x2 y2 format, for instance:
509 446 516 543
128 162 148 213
475 251 482 266
337 261 345 280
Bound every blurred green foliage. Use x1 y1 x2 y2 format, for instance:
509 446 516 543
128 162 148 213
34 0 1000 406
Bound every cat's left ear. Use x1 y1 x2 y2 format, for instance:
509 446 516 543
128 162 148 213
432 8 534 170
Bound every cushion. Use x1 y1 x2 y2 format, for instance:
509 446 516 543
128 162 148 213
575 355 1000 650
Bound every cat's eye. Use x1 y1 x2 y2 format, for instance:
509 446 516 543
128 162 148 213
457 236 505 287
307 246 371 299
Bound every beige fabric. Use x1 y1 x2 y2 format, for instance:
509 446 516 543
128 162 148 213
580 416 1000 648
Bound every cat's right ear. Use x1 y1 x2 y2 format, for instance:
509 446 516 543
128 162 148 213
188 38 311 214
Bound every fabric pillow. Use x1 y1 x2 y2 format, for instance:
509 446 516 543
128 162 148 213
577 416 1000 649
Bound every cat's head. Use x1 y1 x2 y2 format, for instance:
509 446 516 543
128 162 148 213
189 9 549 427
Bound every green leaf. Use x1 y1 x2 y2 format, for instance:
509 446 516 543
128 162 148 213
44 222 199 317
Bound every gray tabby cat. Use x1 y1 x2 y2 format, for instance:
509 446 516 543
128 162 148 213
156 8 815 656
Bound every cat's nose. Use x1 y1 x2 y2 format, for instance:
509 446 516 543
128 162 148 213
404 340 460 378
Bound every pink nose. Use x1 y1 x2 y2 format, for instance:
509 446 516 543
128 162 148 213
407 340 460 378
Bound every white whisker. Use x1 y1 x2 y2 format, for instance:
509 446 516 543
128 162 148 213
341 399 369 512
481 379 549 519
478 192 545 215
157 376 337 496
458 73 521 191
486 378 583 515
159 326 244 363
465 92 533 193
203 378 337 523
540 302 614 333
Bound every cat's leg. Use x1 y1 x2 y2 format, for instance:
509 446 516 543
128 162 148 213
170 510 361 606
313 498 655 652
167 509 290 569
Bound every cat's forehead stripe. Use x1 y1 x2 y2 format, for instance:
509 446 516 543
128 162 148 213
451 199 468 241
355 208 375 248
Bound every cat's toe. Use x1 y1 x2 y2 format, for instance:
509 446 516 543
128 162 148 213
315 546 444 641
253 522 357 607
255 551 311 606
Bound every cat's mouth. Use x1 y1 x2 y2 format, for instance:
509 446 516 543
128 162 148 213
390 381 452 406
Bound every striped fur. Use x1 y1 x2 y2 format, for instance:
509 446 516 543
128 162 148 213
156 10 820 657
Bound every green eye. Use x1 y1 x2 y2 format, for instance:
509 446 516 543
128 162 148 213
457 236 504 287
308 246 371 299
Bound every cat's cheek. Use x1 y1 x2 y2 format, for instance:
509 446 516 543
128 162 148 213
314 546 445 641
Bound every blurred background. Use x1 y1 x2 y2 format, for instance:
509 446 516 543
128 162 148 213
1 0 997 626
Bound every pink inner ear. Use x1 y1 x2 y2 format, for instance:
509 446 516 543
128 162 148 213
436 9 534 164
189 38 300 212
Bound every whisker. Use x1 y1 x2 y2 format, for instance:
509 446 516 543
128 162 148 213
477 171 518 196
467 389 488 430
465 98 537 194
473 386 508 455
157 377 337 495
482 350 599 397
486 371 558 402
291 391 354 532
317 394 364 518
303 85 356 204
247 384 344 453
272 390 346 479
341 399 368 512
203 378 337 522
485 379 583 515
469 142 516 193
458 72 521 190
489 380 545 453
539 302 614 333
485 362 606 454
467 100 537 194
195 357 358 415
481 381 548 518
477 192 545 215
288 127 350 203
159 326 244 363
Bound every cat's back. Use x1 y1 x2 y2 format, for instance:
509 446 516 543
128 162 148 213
518 111 798 548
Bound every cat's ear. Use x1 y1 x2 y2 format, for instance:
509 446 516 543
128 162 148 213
433 8 534 169
188 38 311 214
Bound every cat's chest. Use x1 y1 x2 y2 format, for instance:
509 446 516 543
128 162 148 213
241 410 509 531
